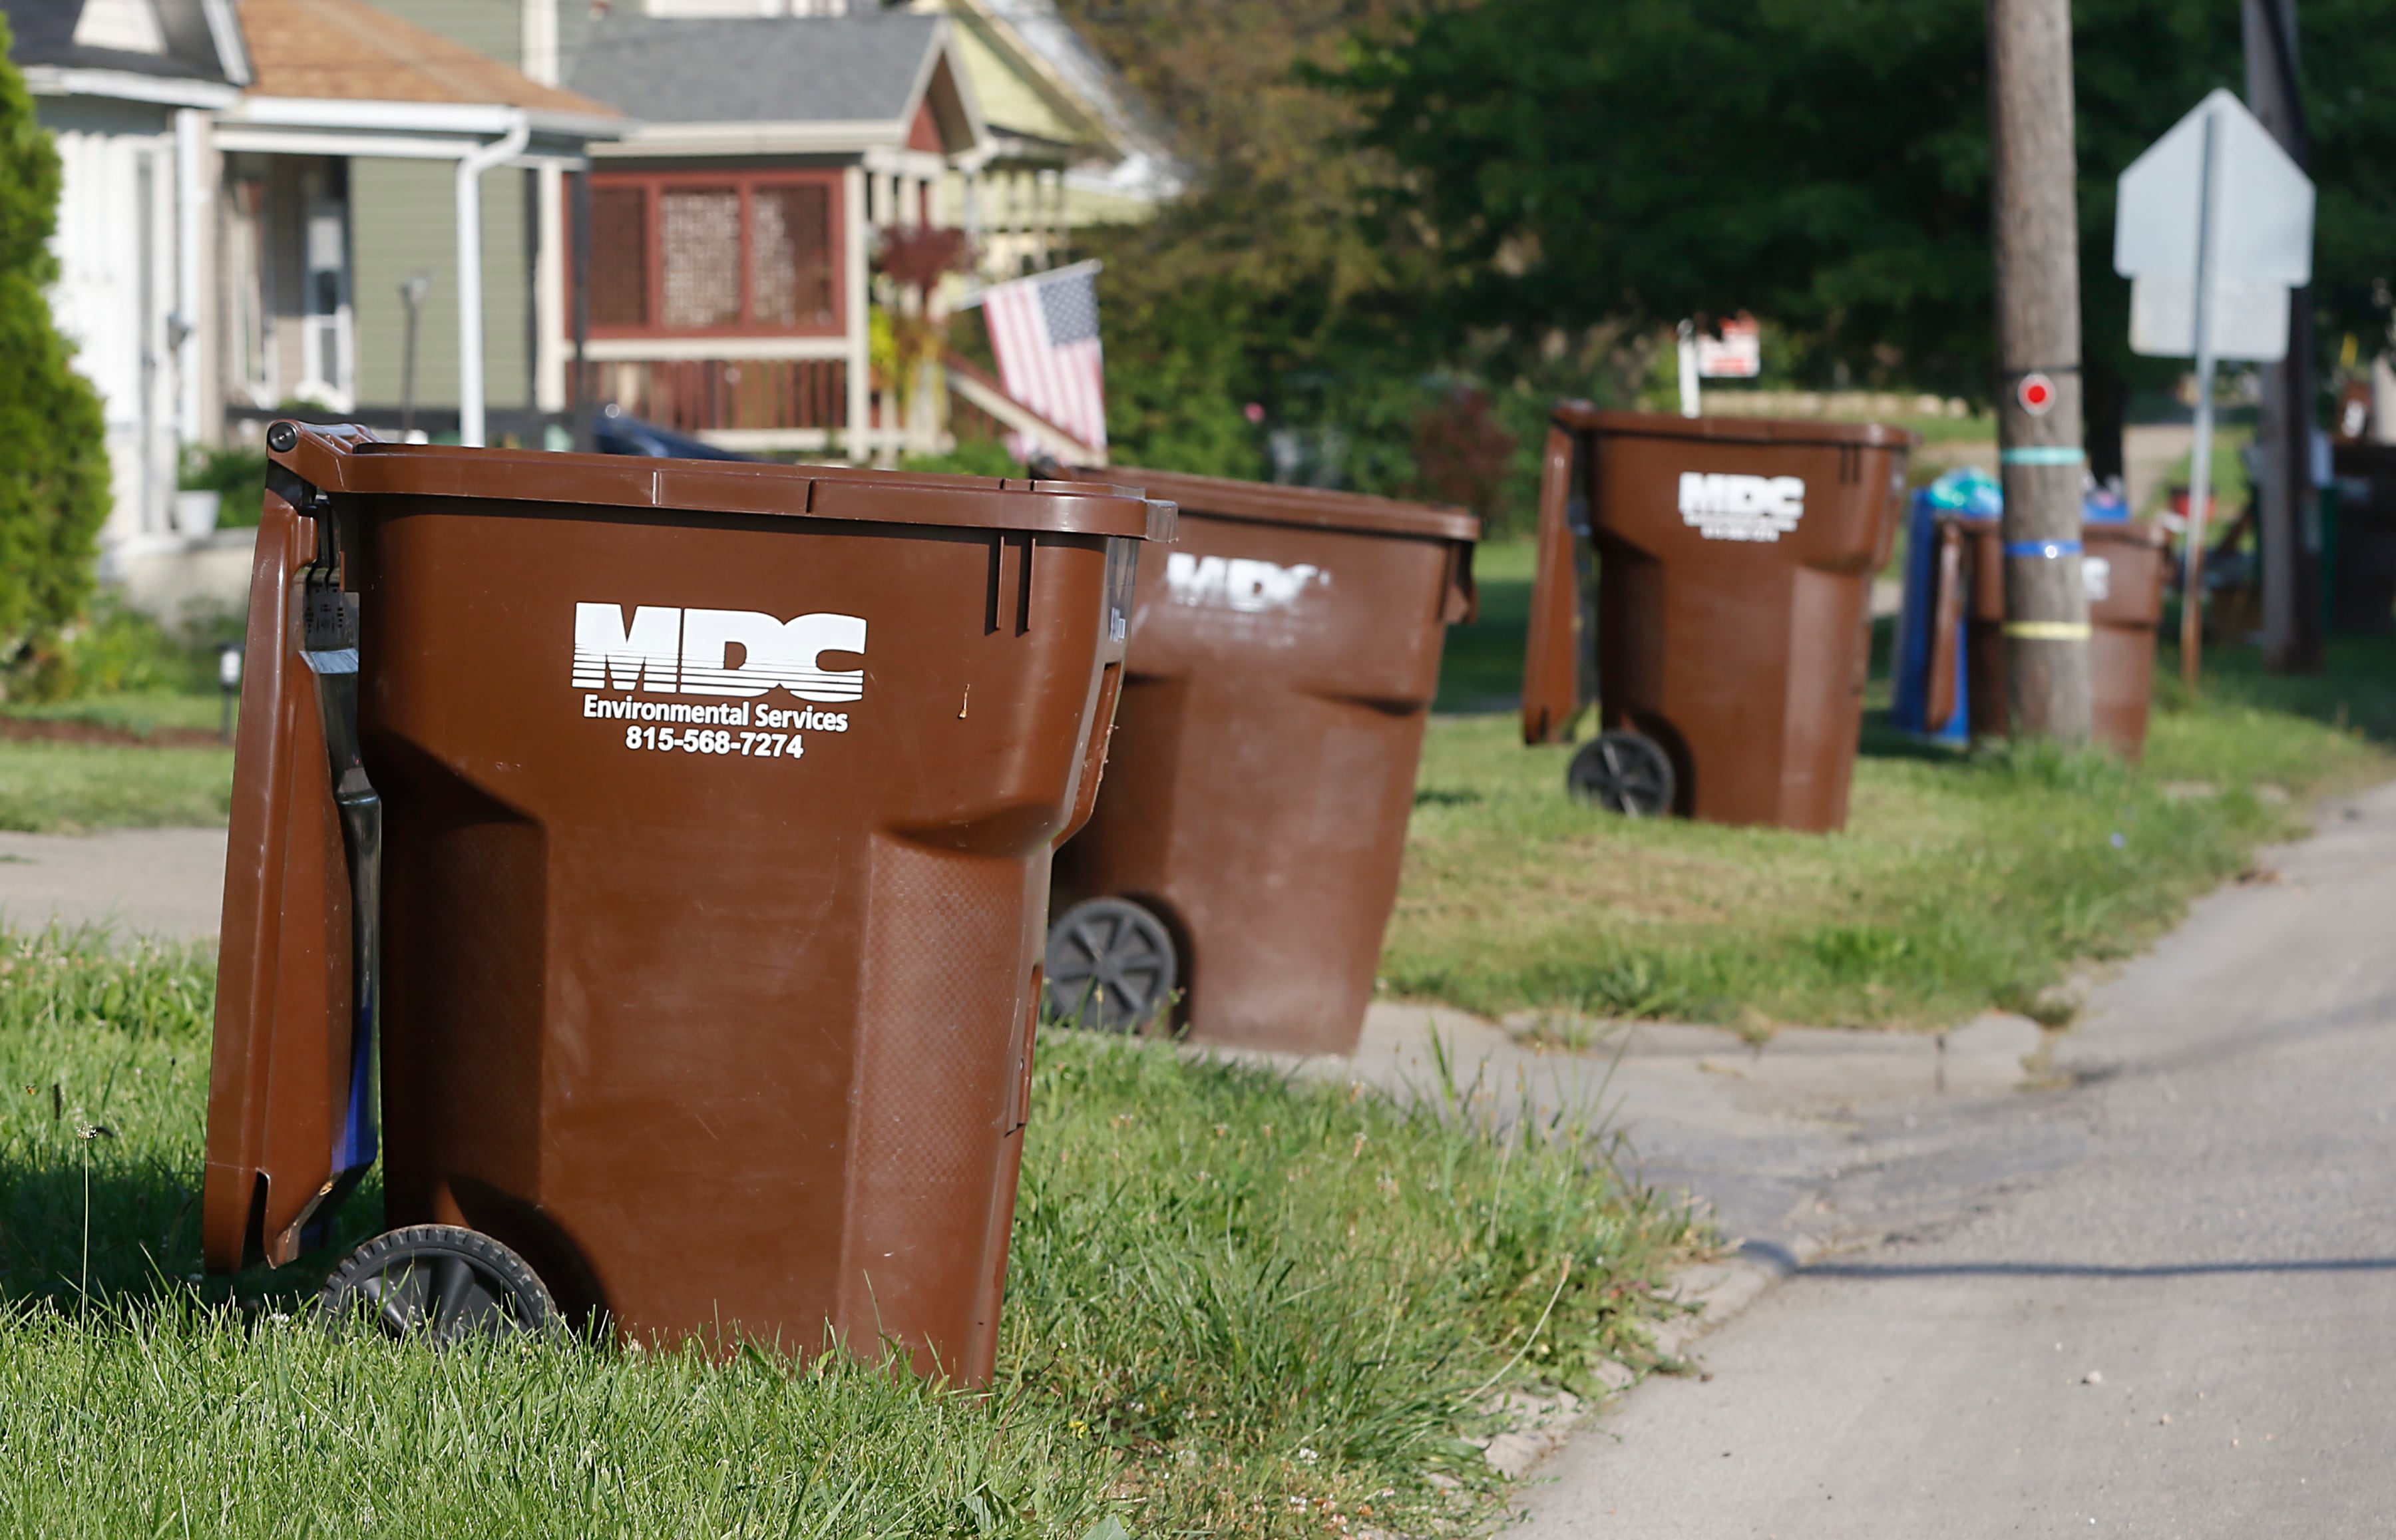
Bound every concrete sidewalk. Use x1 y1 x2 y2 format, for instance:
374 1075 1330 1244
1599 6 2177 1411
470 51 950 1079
0 827 228 942
1480 778 2396 1537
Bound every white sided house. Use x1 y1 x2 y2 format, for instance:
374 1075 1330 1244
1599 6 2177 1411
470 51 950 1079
4 0 246 614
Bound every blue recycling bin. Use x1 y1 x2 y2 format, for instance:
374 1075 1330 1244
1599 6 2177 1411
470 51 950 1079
1890 469 2126 741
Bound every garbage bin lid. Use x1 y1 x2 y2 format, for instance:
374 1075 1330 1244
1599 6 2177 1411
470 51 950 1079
1943 512 2170 549
1088 467 1479 544
1553 403 1917 451
270 425 1174 542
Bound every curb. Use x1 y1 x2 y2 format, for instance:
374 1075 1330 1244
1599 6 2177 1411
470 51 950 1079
1481 1234 1834 1481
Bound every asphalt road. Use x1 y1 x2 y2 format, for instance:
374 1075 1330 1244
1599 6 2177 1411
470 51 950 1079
1506 777 2396 1539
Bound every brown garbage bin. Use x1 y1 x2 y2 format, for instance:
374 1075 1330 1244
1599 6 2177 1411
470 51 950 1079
202 423 1169 1380
1922 516 2170 758
1044 469 1478 1056
2329 443 2396 634
1521 406 1912 832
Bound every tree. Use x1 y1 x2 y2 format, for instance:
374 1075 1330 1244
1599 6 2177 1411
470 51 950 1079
1054 0 1446 484
0 14 109 689
1340 0 2396 466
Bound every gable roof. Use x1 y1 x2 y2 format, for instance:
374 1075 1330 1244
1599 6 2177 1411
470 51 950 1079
1 0 246 85
569 10 980 154
910 0 1176 200
238 0 614 116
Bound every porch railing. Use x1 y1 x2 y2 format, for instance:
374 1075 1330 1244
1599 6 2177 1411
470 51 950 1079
592 359 850 435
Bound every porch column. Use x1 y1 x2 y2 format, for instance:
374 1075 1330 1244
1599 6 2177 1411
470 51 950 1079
844 164 871 463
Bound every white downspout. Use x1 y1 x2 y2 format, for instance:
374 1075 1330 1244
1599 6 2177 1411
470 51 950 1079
455 114 530 447
174 109 208 445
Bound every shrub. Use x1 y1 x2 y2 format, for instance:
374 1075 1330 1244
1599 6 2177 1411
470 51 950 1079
178 445 270 528
0 18 112 693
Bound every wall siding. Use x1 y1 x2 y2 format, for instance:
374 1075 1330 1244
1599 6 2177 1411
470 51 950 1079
360 0 522 68
351 159 533 415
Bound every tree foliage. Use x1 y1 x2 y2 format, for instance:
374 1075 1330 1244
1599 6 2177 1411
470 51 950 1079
0 15 110 685
1057 0 1449 485
1340 0 2396 406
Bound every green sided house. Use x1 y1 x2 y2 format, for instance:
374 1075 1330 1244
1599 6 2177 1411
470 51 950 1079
214 0 622 446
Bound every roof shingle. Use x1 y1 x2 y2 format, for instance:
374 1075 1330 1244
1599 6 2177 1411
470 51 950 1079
240 0 616 116
568 11 938 127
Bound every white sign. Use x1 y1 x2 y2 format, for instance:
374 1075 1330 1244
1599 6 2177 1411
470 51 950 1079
1164 552 1327 614
1695 316 1762 379
572 603 866 703
2116 89 2313 363
2129 272 2292 361
2083 556 2112 604
1678 473 1804 542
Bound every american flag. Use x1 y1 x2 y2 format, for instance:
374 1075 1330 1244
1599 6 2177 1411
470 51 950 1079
982 262 1107 455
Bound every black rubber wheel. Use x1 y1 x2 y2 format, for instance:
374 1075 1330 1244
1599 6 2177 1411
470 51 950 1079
1045 897 1178 1032
1567 730 1677 817
318 1225 556 1344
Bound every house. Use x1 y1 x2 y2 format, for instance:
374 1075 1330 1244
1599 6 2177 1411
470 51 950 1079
6 0 621 619
4 0 246 558
9 0 1167 618
214 0 622 445
560 5 984 459
903 0 1173 279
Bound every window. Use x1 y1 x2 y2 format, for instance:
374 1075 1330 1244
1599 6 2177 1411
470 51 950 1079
584 173 841 337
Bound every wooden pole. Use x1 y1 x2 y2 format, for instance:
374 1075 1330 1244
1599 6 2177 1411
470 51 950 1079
2245 0 2323 673
1987 0 2094 741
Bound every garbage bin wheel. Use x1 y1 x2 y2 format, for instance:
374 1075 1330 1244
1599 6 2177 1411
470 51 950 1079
1567 731 1677 818
1044 897 1179 1033
318 1224 557 1344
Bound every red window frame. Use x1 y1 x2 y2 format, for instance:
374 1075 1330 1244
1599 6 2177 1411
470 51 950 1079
580 169 845 339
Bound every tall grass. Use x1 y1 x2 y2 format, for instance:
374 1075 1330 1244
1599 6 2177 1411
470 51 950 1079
0 739 234 832
1385 697 2387 1029
0 931 1695 1537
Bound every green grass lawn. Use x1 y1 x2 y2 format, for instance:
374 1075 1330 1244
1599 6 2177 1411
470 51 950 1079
1406 544 2396 1030
0 934 1697 1538
1439 540 1535 713
0 738 234 833
4 689 232 737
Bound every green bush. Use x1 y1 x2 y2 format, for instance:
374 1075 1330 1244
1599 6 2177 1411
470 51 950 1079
42 594 216 697
0 19 112 693
178 445 269 528
896 439 1024 478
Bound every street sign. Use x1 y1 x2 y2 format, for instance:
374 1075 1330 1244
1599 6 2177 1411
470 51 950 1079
2112 87 2315 689
1695 315 1762 379
2129 272 2290 361
2116 88 2313 363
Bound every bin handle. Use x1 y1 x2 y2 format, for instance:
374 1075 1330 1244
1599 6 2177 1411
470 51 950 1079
1924 518 1967 731
1521 423 1584 745
202 440 385 1272
296 560 383 1211
1442 538 1479 626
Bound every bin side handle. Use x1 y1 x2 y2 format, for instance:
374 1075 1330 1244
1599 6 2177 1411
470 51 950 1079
202 473 382 1273
1442 538 1479 626
204 486 354 1270
1056 660 1123 849
1521 425 1583 744
1924 519 1967 731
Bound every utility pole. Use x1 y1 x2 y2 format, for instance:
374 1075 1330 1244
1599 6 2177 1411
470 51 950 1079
2244 0 2323 672
1987 0 2094 741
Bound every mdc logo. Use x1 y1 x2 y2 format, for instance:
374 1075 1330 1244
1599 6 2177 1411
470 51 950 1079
1165 552 1327 614
1677 473 1806 542
571 603 865 702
